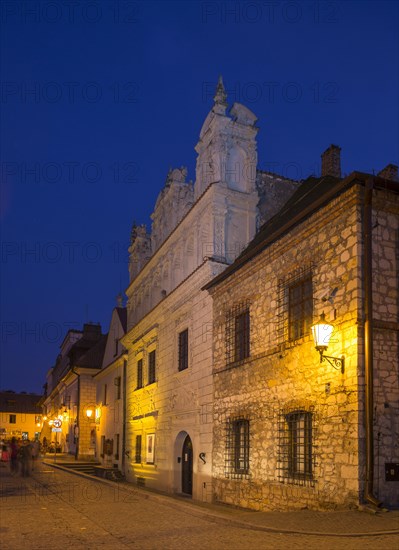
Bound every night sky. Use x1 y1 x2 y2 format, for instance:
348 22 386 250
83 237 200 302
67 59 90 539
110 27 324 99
1 1 398 393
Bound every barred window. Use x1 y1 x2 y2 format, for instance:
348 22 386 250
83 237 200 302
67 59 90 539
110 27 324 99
225 418 250 478
135 434 142 463
288 277 313 340
277 265 314 345
178 329 189 371
148 350 156 384
137 359 143 389
279 410 314 485
226 302 250 365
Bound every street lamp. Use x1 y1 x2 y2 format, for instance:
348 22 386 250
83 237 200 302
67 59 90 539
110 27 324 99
86 408 94 419
311 312 345 373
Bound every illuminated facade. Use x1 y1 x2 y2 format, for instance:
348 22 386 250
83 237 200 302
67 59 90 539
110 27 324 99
94 303 127 472
0 391 42 441
41 323 106 459
205 172 399 510
122 79 297 499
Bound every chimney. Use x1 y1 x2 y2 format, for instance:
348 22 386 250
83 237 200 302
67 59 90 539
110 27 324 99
377 163 398 181
321 144 341 178
83 323 102 339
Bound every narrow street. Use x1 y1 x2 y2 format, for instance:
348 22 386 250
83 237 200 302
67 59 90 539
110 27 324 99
1 461 398 550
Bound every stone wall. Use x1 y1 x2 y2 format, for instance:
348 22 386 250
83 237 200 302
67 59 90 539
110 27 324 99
210 184 399 511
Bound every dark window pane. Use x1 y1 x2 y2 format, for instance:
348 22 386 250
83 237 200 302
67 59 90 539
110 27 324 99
148 350 156 384
137 359 143 389
234 309 250 362
289 277 312 340
178 329 189 371
135 434 142 463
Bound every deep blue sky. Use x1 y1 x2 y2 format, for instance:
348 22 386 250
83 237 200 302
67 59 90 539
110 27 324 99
1 1 398 393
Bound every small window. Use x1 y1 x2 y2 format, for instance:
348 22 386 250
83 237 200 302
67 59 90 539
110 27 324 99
115 376 121 400
234 310 250 362
135 434 142 463
9 414 16 424
148 350 156 385
288 277 313 340
137 359 143 389
226 418 250 478
178 329 189 371
103 384 108 406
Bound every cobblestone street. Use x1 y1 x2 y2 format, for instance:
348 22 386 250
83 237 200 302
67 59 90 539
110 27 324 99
1 461 398 550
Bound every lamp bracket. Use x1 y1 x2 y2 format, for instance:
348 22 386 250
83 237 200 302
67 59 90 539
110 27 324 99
321 353 345 374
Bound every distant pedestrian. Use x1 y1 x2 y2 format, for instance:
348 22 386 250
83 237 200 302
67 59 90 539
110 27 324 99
1 443 9 464
31 440 40 471
19 440 32 477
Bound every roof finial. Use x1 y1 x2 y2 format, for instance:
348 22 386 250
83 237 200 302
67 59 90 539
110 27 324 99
214 75 227 106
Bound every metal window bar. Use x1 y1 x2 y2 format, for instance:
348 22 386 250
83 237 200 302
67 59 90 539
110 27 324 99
278 410 315 487
225 418 250 479
178 329 189 371
225 301 250 365
234 310 250 362
277 264 314 344
288 277 313 341
148 350 156 384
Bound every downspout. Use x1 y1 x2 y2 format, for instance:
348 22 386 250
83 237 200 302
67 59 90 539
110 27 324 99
363 178 381 507
122 356 127 474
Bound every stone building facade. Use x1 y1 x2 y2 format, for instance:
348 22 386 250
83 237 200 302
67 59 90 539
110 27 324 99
205 173 399 510
121 78 297 500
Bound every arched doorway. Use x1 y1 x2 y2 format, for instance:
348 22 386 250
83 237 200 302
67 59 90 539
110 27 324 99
181 434 193 495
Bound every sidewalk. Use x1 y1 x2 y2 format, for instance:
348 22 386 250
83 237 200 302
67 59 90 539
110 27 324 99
38 455 399 538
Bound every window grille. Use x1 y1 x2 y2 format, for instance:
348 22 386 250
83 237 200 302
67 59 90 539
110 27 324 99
148 350 156 384
225 418 250 479
135 434 142 463
226 302 250 365
178 329 189 371
289 277 313 340
137 359 143 389
278 410 315 486
277 265 314 344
